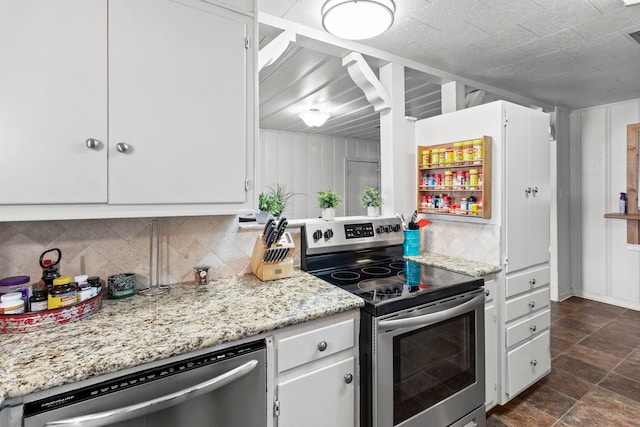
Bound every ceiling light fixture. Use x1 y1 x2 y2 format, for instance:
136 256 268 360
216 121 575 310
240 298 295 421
322 0 396 40
623 0 640 5
299 109 331 128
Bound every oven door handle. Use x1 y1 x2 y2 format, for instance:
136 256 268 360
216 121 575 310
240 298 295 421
43 359 258 427
378 294 484 331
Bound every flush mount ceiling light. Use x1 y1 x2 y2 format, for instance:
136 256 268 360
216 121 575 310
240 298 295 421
299 109 331 128
322 0 396 40
623 0 640 5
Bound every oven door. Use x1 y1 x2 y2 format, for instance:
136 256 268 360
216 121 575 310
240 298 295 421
374 290 485 427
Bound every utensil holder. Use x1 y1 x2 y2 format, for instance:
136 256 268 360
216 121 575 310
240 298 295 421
250 232 295 281
403 229 421 256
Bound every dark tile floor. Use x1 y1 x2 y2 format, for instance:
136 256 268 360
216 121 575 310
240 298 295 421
487 296 640 427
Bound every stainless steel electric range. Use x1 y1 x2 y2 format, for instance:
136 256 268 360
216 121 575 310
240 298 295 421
301 216 486 427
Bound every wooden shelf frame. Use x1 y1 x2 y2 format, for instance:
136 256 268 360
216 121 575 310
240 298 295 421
417 136 492 219
604 123 640 244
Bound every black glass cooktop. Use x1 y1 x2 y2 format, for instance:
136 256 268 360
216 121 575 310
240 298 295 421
313 258 483 316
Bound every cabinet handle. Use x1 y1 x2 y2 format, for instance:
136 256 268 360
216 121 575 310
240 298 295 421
317 341 328 352
116 142 131 153
344 374 353 384
528 301 536 309
530 324 537 332
525 187 532 196
530 359 538 367
529 278 536 286
85 138 101 150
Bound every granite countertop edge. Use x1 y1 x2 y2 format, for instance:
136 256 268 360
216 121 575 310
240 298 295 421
0 270 364 407
404 252 501 277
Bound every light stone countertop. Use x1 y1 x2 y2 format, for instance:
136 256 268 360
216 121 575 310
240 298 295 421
405 252 501 277
0 271 364 407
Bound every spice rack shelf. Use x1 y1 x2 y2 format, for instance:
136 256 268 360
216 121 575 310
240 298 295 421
417 136 492 219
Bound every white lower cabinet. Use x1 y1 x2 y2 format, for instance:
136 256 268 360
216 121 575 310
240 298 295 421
273 312 359 427
506 331 551 396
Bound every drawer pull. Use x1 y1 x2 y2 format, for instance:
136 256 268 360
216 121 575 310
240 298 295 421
529 278 536 285
317 341 328 352
528 301 536 309
530 359 538 367
344 374 353 384
530 325 537 332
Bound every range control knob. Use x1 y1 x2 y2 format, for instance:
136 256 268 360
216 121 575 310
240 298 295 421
324 229 334 240
312 229 323 242
384 225 391 233
376 226 384 234
392 224 402 232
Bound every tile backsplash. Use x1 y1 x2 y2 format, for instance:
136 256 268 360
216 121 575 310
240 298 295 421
421 220 501 266
0 216 300 288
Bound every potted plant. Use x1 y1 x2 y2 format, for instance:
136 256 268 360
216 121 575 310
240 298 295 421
317 190 342 220
361 186 382 217
256 192 275 224
265 184 296 219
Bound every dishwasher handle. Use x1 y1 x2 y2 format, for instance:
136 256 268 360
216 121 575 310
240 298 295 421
44 359 258 427
379 294 484 331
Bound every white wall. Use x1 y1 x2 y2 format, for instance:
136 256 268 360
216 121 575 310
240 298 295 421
571 99 640 310
257 129 380 219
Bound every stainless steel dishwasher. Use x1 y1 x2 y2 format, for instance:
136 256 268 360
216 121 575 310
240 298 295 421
22 340 267 427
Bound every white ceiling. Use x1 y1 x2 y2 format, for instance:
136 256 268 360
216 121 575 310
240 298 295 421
258 0 640 139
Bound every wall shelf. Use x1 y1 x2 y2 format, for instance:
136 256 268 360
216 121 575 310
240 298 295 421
604 213 640 220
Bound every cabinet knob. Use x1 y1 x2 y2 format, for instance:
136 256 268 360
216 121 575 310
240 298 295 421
85 138 101 150
529 278 536 285
530 324 537 332
485 289 490 297
530 359 538 367
317 341 328 352
525 187 532 196
528 301 536 309
532 186 539 196
344 374 353 384
116 142 131 153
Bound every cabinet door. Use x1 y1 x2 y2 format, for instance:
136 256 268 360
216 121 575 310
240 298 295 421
529 112 551 266
0 0 107 204
277 357 355 427
108 0 248 204
504 106 532 273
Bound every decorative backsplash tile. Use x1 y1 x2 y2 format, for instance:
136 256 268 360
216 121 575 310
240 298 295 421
421 220 500 266
0 216 301 288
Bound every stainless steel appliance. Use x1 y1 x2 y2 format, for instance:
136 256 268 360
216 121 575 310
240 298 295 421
301 217 485 427
21 340 267 427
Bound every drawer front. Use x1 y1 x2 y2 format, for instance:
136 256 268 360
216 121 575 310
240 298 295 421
506 309 550 348
505 266 550 298
277 319 355 372
484 279 496 303
506 330 550 397
505 287 550 322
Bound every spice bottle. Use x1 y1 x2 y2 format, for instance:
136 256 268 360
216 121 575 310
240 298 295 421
619 193 627 214
29 287 48 313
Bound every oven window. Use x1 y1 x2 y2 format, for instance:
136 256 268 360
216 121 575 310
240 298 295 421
392 312 476 425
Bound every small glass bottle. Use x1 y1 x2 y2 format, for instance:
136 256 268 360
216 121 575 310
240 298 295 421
29 288 48 312
620 192 627 214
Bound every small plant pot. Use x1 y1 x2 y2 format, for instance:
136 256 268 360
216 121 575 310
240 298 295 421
321 207 335 220
256 210 270 224
367 206 380 217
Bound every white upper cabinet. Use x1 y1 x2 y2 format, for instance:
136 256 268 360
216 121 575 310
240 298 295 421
108 0 249 204
0 0 108 204
505 106 550 273
0 0 255 218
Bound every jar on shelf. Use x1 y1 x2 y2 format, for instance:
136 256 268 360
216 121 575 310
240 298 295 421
438 148 446 166
478 168 483 186
421 195 428 209
445 148 454 166
455 171 464 188
434 173 443 189
453 142 464 164
463 140 474 164
422 173 428 186
444 171 453 187
473 139 483 164
422 149 430 166
431 149 440 166
469 169 479 188
460 198 468 213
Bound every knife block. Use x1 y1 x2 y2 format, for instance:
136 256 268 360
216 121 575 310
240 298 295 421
250 232 295 281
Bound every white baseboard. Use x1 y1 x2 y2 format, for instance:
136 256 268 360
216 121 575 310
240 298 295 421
571 289 640 311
